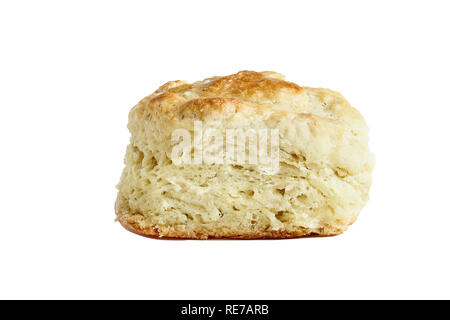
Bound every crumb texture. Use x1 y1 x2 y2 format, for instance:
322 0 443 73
116 71 374 239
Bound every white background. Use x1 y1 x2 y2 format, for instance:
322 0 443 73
1 0 449 299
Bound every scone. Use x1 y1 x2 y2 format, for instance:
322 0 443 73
116 71 374 239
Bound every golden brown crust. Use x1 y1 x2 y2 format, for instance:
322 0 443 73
128 70 366 134
197 70 302 98
178 97 246 120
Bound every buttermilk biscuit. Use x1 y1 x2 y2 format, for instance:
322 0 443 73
116 71 374 239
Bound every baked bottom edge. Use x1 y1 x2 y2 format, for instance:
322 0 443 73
115 197 347 240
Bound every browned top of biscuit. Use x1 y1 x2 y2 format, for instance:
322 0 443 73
130 70 364 128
